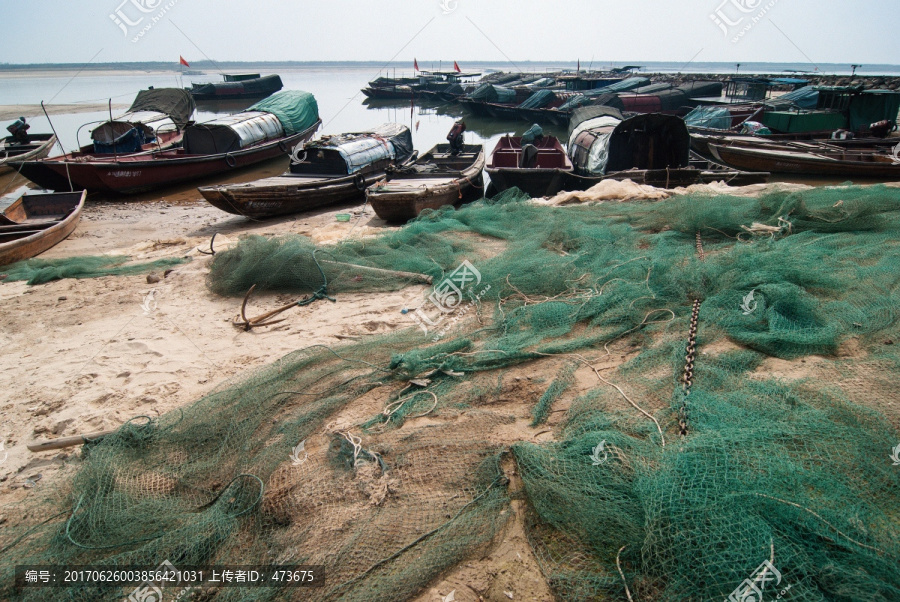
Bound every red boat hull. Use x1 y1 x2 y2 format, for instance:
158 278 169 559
15 121 321 195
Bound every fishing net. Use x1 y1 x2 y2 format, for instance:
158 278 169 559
0 256 189 285
3 184 900 601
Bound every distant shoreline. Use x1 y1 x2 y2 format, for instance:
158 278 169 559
1 61 900 77
0 68 896 92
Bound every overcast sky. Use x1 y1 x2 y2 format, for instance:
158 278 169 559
1 0 897 66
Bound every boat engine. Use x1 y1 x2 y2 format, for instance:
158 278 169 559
446 120 467 155
6 117 30 144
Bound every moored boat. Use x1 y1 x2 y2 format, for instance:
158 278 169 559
367 128 484 222
199 123 414 219
486 126 573 198
1 118 57 174
564 107 769 190
12 88 196 191
0 190 86 266
188 74 283 101
707 141 900 179
15 90 320 194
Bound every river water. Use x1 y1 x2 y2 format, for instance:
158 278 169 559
2 62 899 204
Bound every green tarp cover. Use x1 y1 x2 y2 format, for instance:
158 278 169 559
249 90 319 135
849 91 900 132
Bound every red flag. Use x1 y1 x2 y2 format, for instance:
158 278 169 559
453 61 461 73
179 56 190 67
414 58 419 72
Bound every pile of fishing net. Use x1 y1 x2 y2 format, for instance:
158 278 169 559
2 184 899 601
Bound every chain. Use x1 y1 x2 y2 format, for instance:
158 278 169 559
679 232 706 436
679 298 702 436
695 231 706 261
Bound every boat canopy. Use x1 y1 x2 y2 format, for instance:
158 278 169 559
849 90 900 131
677 81 725 99
518 90 556 109
568 113 690 176
183 112 284 155
770 86 820 110
299 124 414 174
468 84 517 103
249 90 319 135
595 77 650 94
684 106 735 130
125 88 195 128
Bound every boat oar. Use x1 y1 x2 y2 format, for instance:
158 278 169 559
28 429 117 452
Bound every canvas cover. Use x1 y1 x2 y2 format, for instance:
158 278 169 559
849 90 900 131
469 84 517 103
183 111 284 155
684 106 735 130
771 86 820 110
126 88 195 128
677 80 725 98
249 90 320 135
303 124 414 174
518 90 556 109
597 77 650 93
569 112 690 175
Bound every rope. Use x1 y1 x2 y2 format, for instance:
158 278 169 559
296 249 336 307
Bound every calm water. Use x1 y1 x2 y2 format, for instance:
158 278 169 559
0 65 566 164
1 62 898 204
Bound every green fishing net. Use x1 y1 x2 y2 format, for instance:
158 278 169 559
1 256 189 285
2 184 899 601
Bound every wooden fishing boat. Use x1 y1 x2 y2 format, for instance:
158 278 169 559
188 74 283 101
690 131 899 158
0 133 57 174
15 91 320 194
0 190 86 266
366 143 485 222
707 141 900 178
199 124 414 219
12 88 196 191
486 134 573 197
565 110 769 190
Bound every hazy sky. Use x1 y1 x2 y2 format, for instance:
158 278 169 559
1 0 898 66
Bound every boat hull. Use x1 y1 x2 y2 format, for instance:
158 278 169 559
487 167 570 198
0 134 57 174
709 143 900 178
14 121 320 194
199 169 387 219
0 190 86 266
